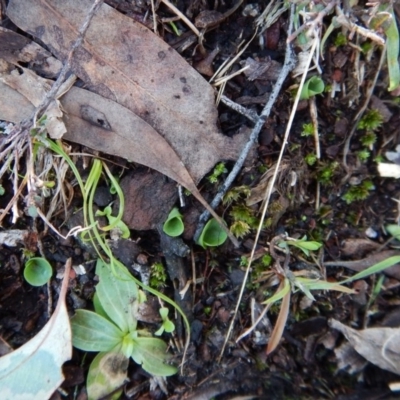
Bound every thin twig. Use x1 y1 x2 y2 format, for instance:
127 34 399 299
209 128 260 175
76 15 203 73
220 95 259 123
194 7 296 241
216 4 297 361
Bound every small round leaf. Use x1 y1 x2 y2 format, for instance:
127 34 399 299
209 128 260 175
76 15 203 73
24 257 52 286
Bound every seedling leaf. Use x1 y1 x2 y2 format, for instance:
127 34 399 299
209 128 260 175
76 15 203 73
71 310 123 352
131 337 177 376
163 207 184 237
340 255 400 283
300 76 325 100
86 350 128 400
386 224 400 239
23 257 52 286
198 218 228 248
95 260 138 333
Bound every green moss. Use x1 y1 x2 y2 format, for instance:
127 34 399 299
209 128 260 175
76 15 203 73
301 122 314 137
342 180 374 204
357 109 383 131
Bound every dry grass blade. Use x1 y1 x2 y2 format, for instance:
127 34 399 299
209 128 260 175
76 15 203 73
266 283 291 355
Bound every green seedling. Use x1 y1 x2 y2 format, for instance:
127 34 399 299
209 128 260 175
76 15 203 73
71 260 177 400
282 236 322 257
300 76 325 100
23 257 52 286
198 218 228 248
381 6 399 91
40 138 191 376
264 237 400 355
333 32 347 47
342 180 374 204
386 224 400 239
169 21 181 36
207 162 228 184
155 307 175 336
163 207 184 237
96 205 130 239
0 184 4 196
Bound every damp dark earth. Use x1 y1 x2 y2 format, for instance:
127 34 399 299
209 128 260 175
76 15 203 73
1 0 400 399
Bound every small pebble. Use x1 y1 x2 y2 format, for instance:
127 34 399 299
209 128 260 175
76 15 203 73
365 227 378 239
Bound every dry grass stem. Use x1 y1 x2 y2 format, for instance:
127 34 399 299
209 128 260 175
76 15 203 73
160 0 200 37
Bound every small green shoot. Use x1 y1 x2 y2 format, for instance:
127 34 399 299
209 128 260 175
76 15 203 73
96 205 130 239
342 180 374 204
382 6 400 91
162 207 184 237
333 32 347 47
71 260 177 399
169 21 181 36
283 236 323 257
198 218 228 248
155 307 175 336
386 224 400 239
300 76 325 100
24 257 52 286
207 162 228 184
0 184 4 196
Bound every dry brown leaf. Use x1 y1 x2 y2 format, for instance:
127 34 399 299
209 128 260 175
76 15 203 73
0 68 239 245
0 27 62 79
0 67 67 138
266 283 291 355
7 0 247 184
329 319 400 375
